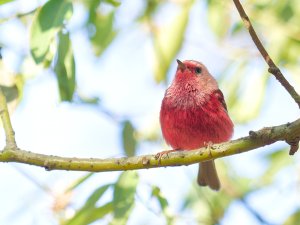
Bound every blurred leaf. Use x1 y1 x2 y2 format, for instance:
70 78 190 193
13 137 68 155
63 184 112 225
207 0 230 38
260 148 292 185
151 186 174 224
54 31 76 102
85 184 112 207
64 203 113 225
111 171 139 224
279 38 300 65
253 1 269 11
77 95 100 105
87 4 117 56
280 3 294 22
0 0 13 5
195 165 235 223
0 85 18 103
152 0 194 83
283 210 300 225
30 0 73 64
182 180 233 224
138 0 160 21
231 21 244 35
221 62 246 111
104 0 121 7
42 43 56 68
208 193 233 223
85 202 113 224
231 72 269 123
122 120 137 157
65 173 94 192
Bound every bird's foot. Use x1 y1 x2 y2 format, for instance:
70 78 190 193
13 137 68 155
204 141 214 157
155 149 180 163
204 141 213 148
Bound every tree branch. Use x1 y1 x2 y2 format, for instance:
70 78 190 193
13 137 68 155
0 87 17 149
0 118 299 171
232 0 300 108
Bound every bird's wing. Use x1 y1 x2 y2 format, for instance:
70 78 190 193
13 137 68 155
213 89 228 112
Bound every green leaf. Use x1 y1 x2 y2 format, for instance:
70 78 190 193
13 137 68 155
63 184 112 225
121 120 137 157
231 21 244 35
0 85 19 103
151 186 174 224
151 186 169 212
279 2 294 22
0 0 14 5
137 0 160 21
30 0 73 64
152 0 194 83
85 184 112 207
104 0 121 7
111 171 139 225
65 173 94 192
283 210 300 225
86 202 114 224
88 8 117 56
54 31 76 101
64 203 113 225
78 95 100 105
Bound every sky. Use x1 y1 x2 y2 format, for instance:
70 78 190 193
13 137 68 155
0 0 300 225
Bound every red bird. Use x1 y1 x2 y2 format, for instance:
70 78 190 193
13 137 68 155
159 59 234 190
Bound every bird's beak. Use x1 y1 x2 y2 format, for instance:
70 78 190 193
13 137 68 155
176 59 186 71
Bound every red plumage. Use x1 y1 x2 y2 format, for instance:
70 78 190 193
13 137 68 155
159 60 234 190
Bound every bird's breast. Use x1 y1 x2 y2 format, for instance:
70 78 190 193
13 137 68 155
160 92 233 150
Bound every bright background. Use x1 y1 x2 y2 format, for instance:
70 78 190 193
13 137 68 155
0 0 300 224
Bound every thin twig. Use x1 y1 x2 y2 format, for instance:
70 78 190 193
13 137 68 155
232 0 300 108
0 87 17 149
0 118 299 171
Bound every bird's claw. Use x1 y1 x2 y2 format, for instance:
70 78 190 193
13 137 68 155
155 149 179 164
204 141 213 149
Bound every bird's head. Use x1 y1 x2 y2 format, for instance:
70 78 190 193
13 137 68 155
173 59 219 94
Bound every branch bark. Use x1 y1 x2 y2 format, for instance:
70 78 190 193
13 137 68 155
232 0 300 109
0 118 299 171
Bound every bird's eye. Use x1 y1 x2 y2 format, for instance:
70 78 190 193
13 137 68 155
195 67 202 74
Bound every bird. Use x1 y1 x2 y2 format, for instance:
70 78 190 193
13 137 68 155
159 59 234 190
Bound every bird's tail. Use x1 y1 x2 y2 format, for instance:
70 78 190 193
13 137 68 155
197 160 220 191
